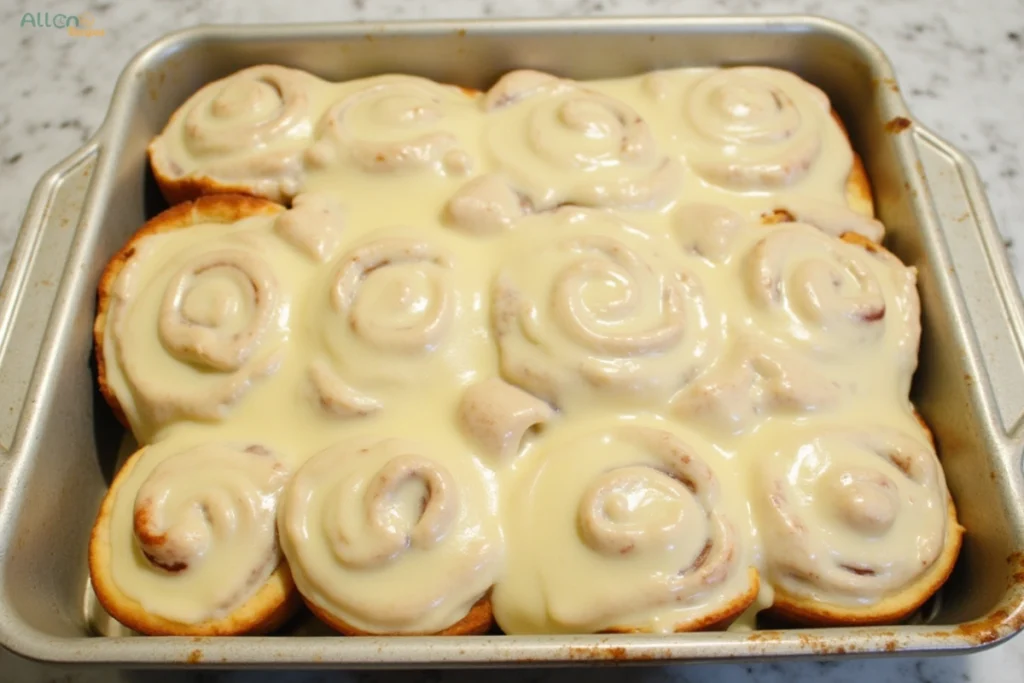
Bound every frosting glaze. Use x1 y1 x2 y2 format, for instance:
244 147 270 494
98 64 959 634
149 66 874 230
107 440 290 624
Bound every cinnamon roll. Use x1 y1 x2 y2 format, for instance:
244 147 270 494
739 223 921 390
88 441 297 635
753 421 963 624
149 65 329 204
493 207 720 409
278 437 503 635
115 64 961 637
95 195 309 439
482 69 682 212
641 67 857 205
304 75 479 180
306 228 493 419
493 421 758 634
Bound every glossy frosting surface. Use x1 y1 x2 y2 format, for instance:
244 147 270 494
101 65 951 633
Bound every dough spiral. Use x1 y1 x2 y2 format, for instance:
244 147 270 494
152 65 321 201
757 426 951 604
741 224 918 362
110 241 287 432
650 67 832 191
483 70 681 211
278 437 502 634
309 234 468 417
182 66 314 157
494 208 717 408
114 443 290 625
305 75 477 177
493 424 755 634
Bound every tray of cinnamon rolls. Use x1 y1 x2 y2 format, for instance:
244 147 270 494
2 17 1023 666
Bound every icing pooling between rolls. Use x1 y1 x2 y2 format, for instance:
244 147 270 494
102 65 958 633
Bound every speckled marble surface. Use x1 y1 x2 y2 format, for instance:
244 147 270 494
0 0 1022 681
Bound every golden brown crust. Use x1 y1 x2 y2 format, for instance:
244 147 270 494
830 109 875 218
846 150 874 218
601 567 761 633
93 194 285 432
839 230 906 263
148 159 276 206
303 592 495 636
88 446 300 636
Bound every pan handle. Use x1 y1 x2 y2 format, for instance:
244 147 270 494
0 141 101 457
912 126 1024 443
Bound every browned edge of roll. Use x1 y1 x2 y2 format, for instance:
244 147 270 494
838 229 898 258
148 160 281 206
830 109 875 219
601 567 761 634
88 445 300 636
303 592 495 636
767 498 962 626
93 194 286 432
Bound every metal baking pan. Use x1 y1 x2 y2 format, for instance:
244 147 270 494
1 16 1023 667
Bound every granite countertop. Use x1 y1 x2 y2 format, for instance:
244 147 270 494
0 0 1022 681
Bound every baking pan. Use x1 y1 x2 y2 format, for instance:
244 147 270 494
1 16 1023 667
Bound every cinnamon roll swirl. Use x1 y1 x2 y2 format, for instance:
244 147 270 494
307 229 490 418
278 437 502 635
493 207 720 409
642 67 852 199
754 422 963 624
305 75 479 179
739 223 921 384
482 70 682 212
95 195 301 439
493 422 758 634
149 65 328 204
88 441 297 635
